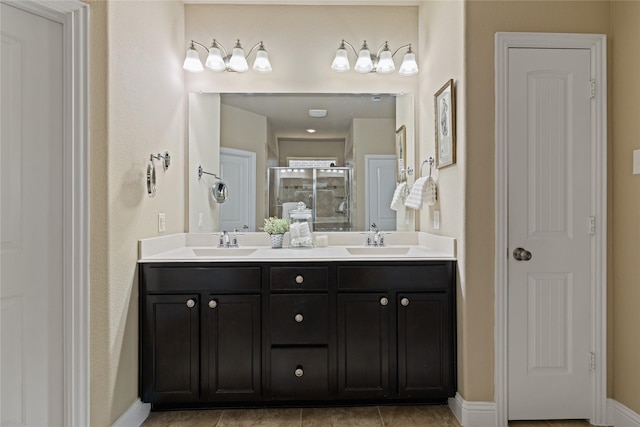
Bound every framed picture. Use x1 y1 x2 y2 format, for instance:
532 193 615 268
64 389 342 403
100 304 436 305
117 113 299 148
435 79 456 168
395 125 407 182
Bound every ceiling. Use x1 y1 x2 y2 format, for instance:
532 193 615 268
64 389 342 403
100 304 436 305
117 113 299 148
221 93 396 139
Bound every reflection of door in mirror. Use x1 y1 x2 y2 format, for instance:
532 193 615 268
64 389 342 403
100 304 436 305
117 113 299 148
219 147 256 232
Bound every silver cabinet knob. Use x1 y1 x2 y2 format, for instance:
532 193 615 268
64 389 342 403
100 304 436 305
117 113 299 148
295 275 304 284
294 313 304 323
513 247 533 261
208 299 218 309
295 367 304 377
380 297 389 306
186 299 195 308
401 297 410 307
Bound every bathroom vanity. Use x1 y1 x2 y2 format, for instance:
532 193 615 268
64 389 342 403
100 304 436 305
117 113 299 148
138 233 456 409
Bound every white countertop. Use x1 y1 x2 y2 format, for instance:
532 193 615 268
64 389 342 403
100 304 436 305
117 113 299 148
138 232 456 263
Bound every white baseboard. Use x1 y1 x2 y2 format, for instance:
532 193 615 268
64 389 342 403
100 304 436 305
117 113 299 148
111 399 151 427
607 399 640 427
449 393 498 427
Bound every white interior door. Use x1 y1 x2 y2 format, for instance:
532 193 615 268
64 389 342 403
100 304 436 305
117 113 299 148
365 155 396 231
219 147 256 232
1 3 65 425
507 47 593 420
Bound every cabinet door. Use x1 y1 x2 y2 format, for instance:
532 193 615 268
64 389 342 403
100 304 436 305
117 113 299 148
397 292 454 398
140 294 200 403
337 293 390 399
202 294 261 400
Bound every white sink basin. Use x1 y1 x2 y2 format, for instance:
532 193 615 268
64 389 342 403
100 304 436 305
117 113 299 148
346 247 410 256
191 248 257 257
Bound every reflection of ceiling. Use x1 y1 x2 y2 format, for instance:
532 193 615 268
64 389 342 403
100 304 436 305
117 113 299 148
221 93 396 139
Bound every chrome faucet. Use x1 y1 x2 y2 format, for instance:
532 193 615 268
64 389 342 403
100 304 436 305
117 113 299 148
364 223 387 247
218 230 241 248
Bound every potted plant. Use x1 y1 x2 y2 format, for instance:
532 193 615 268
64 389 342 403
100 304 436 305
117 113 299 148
261 217 289 248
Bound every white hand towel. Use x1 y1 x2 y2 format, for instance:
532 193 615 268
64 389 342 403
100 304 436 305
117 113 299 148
390 182 408 211
289 222 301 239
404 177 428 210
425 176 437 206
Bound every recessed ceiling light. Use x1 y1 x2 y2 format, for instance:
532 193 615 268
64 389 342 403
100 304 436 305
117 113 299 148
306 129 317 134
308 109 327 118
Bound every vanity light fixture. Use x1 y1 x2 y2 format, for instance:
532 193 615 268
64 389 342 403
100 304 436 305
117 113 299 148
331 40 419 76
183 39 272 73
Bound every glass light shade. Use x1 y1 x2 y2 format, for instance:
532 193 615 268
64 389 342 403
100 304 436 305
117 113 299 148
376 50 395 74
205 47 226 71
354 48 374 73
331 48 350 72
399 51 419 76
252 49 272 73
229 47 249 72
183 47 204 73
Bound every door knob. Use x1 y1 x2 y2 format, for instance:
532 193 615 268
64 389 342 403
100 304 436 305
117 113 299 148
513 247 533 261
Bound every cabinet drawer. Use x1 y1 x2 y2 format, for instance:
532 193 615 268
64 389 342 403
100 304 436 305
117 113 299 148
270 266 328 291
270 294 328 344
142 264 261 292
270 347 329 399
337 262 453 291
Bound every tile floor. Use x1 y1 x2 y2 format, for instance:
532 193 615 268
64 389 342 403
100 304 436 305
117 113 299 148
142 405 593 427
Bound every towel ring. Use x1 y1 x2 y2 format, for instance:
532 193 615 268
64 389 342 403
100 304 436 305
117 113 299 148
420 157 435 177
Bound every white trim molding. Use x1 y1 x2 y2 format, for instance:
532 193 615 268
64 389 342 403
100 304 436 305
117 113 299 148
111 399 151 427
2 1 90 426
494 32 608 427
608 399 640 427
449 393 498 427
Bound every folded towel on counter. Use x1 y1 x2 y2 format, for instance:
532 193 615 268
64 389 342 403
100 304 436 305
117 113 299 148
404 177 428 210
390 182 408 211
289 222 313 247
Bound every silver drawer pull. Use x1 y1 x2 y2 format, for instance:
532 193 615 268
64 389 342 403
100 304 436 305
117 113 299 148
295 275 304 284
208 299 218 309
294 367 304 377
186 299 196 308
294 313 304 323
380 297 389 306
401 297 410 307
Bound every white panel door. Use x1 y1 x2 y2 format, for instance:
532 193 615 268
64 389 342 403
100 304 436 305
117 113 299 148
508 48 592 420
1 4 64 426
219 147 256 232
366 155 396 231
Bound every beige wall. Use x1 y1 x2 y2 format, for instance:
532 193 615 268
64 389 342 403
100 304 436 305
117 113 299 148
419 0 468 397
610 1 640 414
88 1 186 425
464 0 611 402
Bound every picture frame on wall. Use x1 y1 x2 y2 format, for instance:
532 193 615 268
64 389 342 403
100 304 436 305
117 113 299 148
435 79 456 168
395 125 407 182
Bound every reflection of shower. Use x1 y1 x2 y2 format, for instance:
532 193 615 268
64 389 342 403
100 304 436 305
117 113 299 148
337 193 349 215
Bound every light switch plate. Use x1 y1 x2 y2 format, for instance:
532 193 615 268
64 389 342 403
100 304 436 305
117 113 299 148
158 213 166 233
634 149 640 175
434 210 441 230
198 212 204 228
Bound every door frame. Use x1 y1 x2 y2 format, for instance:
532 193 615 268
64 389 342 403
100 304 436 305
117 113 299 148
2 1 90 425
494 33 607 426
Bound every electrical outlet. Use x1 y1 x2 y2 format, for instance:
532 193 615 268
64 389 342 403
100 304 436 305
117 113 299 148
434 210 441 230
158 213 166 233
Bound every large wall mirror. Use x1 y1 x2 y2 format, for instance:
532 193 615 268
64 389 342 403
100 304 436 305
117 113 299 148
188 92 416 233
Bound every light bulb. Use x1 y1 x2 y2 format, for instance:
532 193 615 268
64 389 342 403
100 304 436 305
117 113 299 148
376 47 395 74
205 43 226 71
183 44 204 73
252 44 272 73
354 41 373 73
228 40 249 72
331 42 350 72
399 48 419 76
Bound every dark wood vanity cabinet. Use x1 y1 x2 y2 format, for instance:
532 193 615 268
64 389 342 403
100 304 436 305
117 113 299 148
139 264 262 404
139 260 455 408
337 262 456 400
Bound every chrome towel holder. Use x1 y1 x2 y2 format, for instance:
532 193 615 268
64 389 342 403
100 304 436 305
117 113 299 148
420 156 434 177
